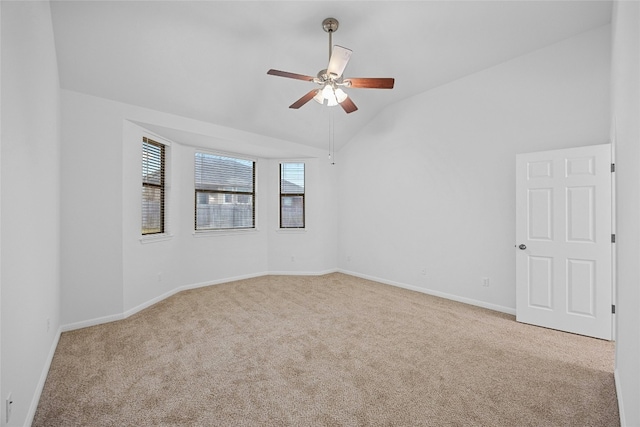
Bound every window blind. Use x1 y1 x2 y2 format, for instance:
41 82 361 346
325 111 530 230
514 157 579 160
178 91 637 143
142 137 165 235
194 152 255 230
280 162 305 228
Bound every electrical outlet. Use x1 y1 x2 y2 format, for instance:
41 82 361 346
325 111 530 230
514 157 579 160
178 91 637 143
347 256 351 262
421 268 427 276
46 318 51 332
157 272 162 282
6 392 13 423
482 277 490 287
290 256 295 262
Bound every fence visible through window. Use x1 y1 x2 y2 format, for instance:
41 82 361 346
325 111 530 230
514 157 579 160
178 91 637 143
195 152 255 230
280 162 305 228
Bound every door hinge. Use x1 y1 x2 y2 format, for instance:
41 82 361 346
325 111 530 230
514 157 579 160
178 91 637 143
611 163 616 172
612 304 616 314
612 234 616 243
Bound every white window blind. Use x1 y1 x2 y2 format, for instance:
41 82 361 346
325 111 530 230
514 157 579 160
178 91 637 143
195 152 255 230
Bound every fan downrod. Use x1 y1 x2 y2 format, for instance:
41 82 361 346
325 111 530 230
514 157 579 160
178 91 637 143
322 18 339 33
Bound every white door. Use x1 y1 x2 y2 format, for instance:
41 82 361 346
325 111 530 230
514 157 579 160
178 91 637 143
516 144 612 340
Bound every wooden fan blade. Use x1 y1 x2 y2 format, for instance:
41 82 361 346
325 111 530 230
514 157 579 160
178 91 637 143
327 45 352 78
345 77 395 89
289 89 319 109
340 96 358 114
267 69 315 82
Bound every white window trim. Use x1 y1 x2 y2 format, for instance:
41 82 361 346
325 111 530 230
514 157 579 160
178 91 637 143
140 233 174 244
192 228 260 238
275 228 307 234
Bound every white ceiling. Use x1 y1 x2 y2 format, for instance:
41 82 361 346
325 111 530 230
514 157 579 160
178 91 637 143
50 1 612 151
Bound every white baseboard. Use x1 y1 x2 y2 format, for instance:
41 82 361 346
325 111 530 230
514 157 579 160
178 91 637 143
61 312 125 332
39 269 515 427
61 269 514 334
268 268 338 276
60 269 338 332
338 269 516 316
121 271 270 319
614 368 625 426
178 271 270 292
25 327 62 427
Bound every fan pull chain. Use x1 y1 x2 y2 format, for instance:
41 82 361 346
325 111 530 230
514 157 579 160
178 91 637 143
329 109 335 165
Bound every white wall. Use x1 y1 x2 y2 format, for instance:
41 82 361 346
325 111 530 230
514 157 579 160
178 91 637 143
267 158 338 274
121 121 271 316
1 2 62 426
0 1 3 421
611 1 640 425
60 90 125 326
61 90 338 329
0 3 621 425
337 25 611 313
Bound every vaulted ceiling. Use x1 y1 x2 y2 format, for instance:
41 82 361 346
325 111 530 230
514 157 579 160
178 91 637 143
50 1 612 151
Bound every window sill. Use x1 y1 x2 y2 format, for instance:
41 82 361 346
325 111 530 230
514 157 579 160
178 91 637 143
140 233 174 244
193 228 260 238
276 228 307 234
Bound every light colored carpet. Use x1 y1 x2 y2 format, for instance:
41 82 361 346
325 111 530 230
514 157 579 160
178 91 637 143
34 273 618 426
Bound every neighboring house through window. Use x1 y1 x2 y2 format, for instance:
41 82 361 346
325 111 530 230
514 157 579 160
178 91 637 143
195 152 256 230
141 137 166 235
280 162 305 228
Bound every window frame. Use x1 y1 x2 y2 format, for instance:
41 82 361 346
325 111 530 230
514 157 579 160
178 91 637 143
279 162 305 229
141 137 166 236
194 150 257 232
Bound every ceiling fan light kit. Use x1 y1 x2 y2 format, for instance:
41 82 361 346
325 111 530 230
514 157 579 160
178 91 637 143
267 18 395 114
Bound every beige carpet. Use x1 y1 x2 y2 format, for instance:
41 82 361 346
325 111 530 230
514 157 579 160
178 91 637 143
34 273 618 426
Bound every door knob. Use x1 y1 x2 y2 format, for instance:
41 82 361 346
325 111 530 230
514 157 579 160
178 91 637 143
519 244 527 250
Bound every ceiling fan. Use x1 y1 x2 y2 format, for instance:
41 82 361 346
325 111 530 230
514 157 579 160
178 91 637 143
267 18 395 114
